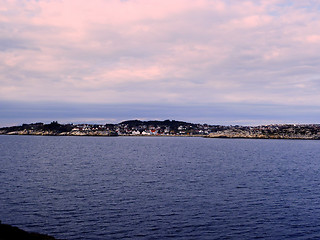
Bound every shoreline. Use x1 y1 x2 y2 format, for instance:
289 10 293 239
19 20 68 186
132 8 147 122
0 132 206 137
0 132 319 140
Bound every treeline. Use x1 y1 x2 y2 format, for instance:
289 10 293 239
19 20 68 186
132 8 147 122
0 121 73 133
119 119 198 131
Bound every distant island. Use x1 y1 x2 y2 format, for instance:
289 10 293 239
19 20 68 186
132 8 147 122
0 120 320 139
1 120 320 139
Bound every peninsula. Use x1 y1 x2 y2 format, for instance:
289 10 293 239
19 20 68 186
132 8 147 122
1 120 320 140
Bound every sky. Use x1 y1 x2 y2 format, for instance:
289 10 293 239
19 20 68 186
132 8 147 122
1 0 320 127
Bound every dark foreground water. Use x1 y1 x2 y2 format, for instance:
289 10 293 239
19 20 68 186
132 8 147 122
1 135 320 239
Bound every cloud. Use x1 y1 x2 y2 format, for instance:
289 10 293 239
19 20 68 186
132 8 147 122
1 0 320 124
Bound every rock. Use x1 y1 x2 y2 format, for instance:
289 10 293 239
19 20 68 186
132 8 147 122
0 222 60 240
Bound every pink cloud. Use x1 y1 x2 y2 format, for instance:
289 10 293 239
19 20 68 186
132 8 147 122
306 35 320 43
1 0 320 106
29 0 206 26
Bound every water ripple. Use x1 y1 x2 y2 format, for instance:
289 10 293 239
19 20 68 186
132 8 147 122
1 136 320 239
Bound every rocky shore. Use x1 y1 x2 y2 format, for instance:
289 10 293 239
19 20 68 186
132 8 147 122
208 132 319 139
0 222 59 240
0 129 116 136
208 126 320 140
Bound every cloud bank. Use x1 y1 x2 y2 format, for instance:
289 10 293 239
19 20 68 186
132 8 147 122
1 0 320 125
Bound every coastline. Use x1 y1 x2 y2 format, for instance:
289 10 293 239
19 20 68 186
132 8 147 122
2 120 320 140
0 132 319 140
0 131 206 137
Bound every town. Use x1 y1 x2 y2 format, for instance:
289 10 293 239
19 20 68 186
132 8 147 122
1 120 320 139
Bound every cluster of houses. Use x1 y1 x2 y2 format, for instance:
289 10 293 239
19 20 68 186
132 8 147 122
64 122 320 139
70 121 213 136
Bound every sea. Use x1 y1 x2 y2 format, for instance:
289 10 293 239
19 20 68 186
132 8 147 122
1 135 320 240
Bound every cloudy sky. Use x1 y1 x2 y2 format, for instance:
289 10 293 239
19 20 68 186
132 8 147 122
1 0 320 126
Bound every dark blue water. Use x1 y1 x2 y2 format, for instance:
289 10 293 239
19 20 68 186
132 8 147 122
1 135 320 239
